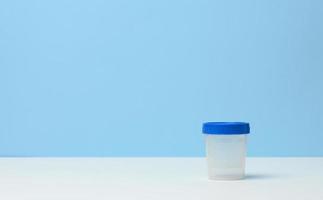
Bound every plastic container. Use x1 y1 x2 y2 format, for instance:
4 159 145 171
202 122 250 180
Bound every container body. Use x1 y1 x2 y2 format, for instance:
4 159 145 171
206 134 247 180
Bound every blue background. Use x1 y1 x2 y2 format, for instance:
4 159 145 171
1 0 322 156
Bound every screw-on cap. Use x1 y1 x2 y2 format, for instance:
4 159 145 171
202 122 250 135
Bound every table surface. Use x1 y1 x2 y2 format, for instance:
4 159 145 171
0 157 322 200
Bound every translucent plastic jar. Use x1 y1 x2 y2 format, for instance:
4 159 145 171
202 122 250 180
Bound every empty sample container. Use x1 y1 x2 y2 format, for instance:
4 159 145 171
202 122 250 180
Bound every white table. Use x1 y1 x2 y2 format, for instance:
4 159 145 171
0 158 322 200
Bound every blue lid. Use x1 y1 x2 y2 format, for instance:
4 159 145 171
202 122 250 135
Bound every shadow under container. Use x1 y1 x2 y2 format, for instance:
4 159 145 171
202 122 250 180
